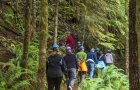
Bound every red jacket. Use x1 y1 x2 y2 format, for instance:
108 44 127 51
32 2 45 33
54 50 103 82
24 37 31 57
66 36 73 48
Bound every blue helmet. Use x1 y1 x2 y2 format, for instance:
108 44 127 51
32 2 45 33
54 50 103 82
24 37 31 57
96 48 100 51
100 51 103 54
52 44 59 51
66 46 71 52
90 48 94 52
77 41 81 44
108 49 112 53
79 46 84 51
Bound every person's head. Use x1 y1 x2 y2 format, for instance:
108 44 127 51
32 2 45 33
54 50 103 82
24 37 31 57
77 41 81 46
96 48 100 52
79 46 84 51
52 44 59 52
66 46 72 53
100 51 103 54
67 31 71 36
90 48 94 52
107 49 112 53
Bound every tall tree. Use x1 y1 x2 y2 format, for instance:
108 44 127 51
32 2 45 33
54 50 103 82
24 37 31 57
129 0 140 89
54 0 59 44
136 0 140 83
21 0 32 68
37 0 48 90
30 0 37 40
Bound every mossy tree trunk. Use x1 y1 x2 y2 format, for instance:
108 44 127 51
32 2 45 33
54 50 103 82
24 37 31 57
125 36 129 76
136 0 140 84
30 0 37 41
37 0 48 90
129 0 140 89
54 0 59 44
21 0 32 69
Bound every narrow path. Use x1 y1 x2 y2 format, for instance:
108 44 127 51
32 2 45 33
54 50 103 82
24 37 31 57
61 84 78 90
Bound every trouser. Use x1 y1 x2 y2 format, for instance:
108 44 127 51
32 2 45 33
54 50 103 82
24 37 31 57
87 63 95 79
78 71 86 85
66 68 76 89
47 76 62 90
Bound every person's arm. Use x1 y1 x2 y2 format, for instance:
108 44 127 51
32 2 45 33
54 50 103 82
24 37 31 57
61 58 68 80
110 54 114 63
61 58 67 73
94 54 98 64
84 53 87 61
74 55 79 69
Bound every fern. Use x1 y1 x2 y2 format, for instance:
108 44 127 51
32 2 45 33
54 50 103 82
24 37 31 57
79 65 129 90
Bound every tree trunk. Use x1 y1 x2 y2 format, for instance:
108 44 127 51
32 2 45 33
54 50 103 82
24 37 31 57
129 0 140 89
136 0 140 83
54 0 59 44
30 0 37 41
37 0 48 90
125 36 129 76
21 0 32 69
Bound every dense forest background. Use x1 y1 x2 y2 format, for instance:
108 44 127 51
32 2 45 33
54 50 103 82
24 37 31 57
0 0 139 90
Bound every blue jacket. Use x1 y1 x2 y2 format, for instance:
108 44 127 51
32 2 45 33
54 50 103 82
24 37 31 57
87 52 97 64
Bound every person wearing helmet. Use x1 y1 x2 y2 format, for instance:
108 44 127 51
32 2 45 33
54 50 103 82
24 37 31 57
76 46 87 85
63 46 79 90
66 31 74 49
86 48 97 79
105 49 114 66
46 44 67 90
95 48 101 63
76 41 82 53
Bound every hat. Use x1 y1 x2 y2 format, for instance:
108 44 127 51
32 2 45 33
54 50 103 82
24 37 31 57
96 48 100 51
52 44 59 51
77 41 81 44
90 48 94 52
108 49 112 53
100 51 103 54
79 46 84 51
66 46 71 52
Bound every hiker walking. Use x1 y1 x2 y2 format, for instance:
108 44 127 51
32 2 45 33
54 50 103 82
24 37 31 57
96 51 106 68
63 46 79 90
46 44 67 90
76 41 82 53
105 50 114 66
86 48 97 79
66 31 73 49
76 46 87 84
95 48 101 61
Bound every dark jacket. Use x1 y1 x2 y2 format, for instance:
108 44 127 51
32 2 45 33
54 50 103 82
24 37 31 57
87 52 97 63
96 52 101 60
63 53 79 69
46 54 66 77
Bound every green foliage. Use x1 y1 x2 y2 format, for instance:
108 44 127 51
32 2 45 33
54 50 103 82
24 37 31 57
0 43 39 90
0 60 30 90
79 65 129 90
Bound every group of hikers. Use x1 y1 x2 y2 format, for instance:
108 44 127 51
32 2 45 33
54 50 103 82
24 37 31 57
46 31 114 90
